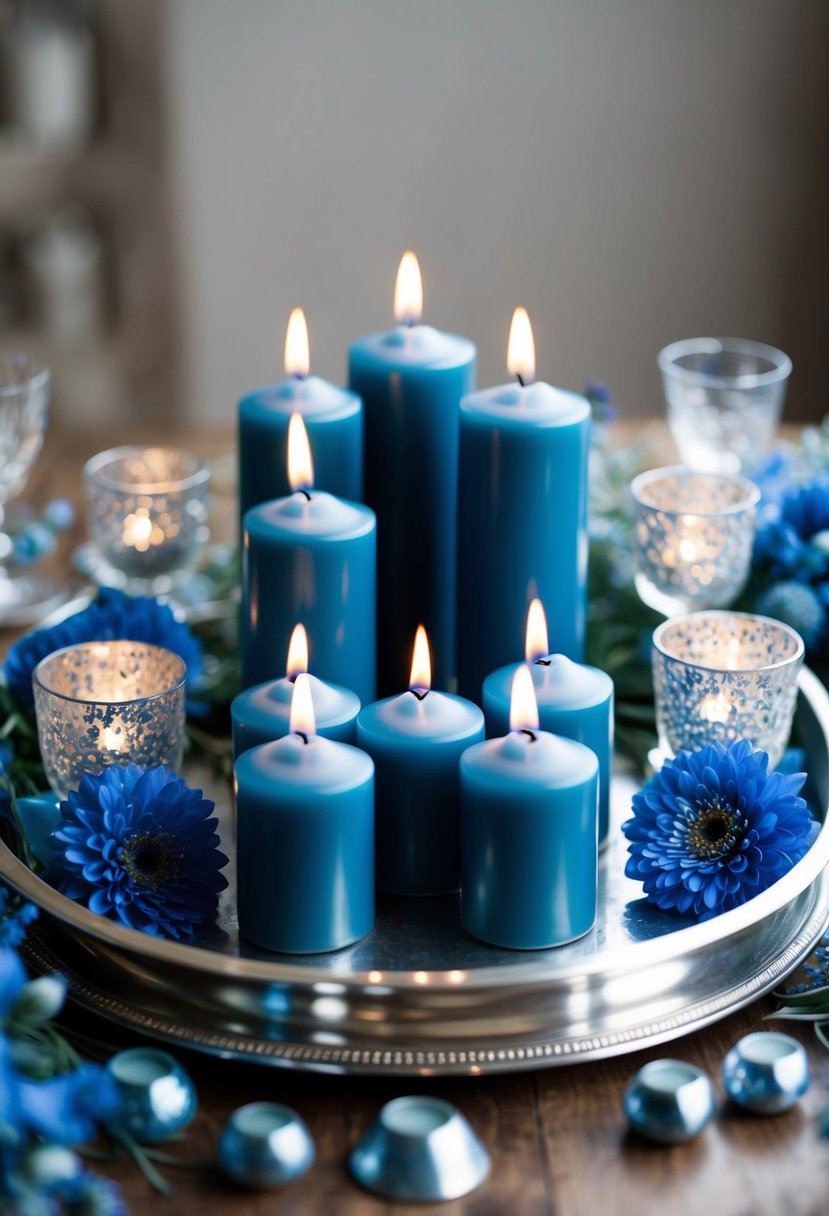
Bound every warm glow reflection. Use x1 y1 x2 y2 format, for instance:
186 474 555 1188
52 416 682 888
289 672 316 736
509 664 540 732
525 598 549 662
287 412 314 492
393 251 423 324
507 306 535 383
409 625 432 691
284 307 310 377
286 623 309 679
725 637 742 671
699 691 730 724
103 727 123 752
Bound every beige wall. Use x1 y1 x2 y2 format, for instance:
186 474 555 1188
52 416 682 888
165 0 827 424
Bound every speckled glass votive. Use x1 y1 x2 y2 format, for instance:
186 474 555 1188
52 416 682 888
632 466 759 617
652 611 804 768
84 446 209 582
33 641 187 798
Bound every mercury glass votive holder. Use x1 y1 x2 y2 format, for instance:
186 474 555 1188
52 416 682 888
659 337 791 475
631 466 760 617
84 446 210 586
33 641 187 799
652 611 804 769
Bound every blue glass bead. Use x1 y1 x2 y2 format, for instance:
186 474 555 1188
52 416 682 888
43 498 75 530
722 1032 809 1114
106 1048 197 1143
623 1059 715 1143
218 1103 314 1188
349 1096 490 1202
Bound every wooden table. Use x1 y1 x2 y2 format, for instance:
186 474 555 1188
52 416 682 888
4 426 828 1216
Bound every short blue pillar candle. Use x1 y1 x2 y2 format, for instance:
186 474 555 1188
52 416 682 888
241 440 376 702
460 667 598 949
483 653 613 847
238 308 362 522
348 253 476 694
235 677 375 954
456 310 590 701
356 627 485 895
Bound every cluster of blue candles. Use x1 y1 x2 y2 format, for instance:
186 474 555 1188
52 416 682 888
233 253 614 955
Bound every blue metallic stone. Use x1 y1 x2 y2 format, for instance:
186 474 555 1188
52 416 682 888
722 1032 810 1114
623 1059 715 1143
349 1096 490 1202
218 1103 314 1188
106 1048 197 1143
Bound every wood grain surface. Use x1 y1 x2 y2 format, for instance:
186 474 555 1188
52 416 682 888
4 423 828 1216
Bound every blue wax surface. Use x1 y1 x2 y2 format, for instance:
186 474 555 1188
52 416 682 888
235 734 374 954
356 688 484 895
482 654 614 845
241 491 376 703
456 382 590 701
238 375 363 520
348 324 476 694
460 729 598 950
231 673 361 758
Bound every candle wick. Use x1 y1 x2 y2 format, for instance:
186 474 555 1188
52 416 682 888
288 672 300 684
406 316 415 328
534 658 551 667
516 373 525 388
519 728 537 742
299 489 312 502
409 687 429 701
293 373 306 382
294 731 310 745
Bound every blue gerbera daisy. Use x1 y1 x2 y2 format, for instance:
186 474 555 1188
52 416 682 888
46 765 228 941
3 589 203 710
622 739 813 920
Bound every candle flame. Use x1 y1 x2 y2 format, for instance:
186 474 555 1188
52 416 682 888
284 307 310 377
409 624 432 691
394 251 423 324
287 412 314 492
509 664 540 732
286 623 309 679
525 598 549 662
699 691 730 724
507 307 535 383
289 671 316 737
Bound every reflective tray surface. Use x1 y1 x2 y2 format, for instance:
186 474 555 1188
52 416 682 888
4 670 829 1076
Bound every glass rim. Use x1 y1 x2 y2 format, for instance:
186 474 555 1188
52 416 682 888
657 337 792 388
631 465 761 517
33 640 187 706
83 445 210 495
652 610 805 674
0 355 50 397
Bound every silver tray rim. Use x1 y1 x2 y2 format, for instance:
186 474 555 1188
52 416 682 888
3 667 829 992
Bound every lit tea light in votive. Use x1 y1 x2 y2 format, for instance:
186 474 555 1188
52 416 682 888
698 691 730 724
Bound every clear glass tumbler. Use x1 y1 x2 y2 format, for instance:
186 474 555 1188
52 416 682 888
632 466 759 617
658 338 791 475
33 640 187 799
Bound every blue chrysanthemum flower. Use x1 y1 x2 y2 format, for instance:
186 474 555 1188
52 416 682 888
622 739 813 920
46 765 228 941
0 882 38 950
755 581 826 651
3 590 203 710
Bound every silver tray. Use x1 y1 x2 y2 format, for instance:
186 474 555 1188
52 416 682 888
4 669 829 1077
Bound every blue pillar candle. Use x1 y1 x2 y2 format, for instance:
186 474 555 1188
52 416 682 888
481 599 614 845
238 308 362 521
241 414 376 702
232 623 360 758
356 626 485 895
456 308 590 701
235 674 374 953
461 665 598 950
348 252 476 694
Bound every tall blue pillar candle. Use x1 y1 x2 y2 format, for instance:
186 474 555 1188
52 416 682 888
356 626 485 895
461 665 598 950
456 308 590 701
348 252 476 694
232 624 360 758
241 414 376 702
235 674 374 953
238 308 362 521
482 599 614 845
